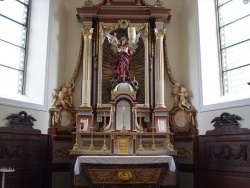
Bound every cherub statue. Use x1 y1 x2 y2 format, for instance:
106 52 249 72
106 31 140 83
178 87 191 110
65 81 74 105
54 81 75 109
172 82 180 105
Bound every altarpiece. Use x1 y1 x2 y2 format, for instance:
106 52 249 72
48 0 198 187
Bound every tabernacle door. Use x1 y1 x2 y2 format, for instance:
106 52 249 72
116 100 131 131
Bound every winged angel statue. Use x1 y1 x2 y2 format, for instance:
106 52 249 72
106 31 140 85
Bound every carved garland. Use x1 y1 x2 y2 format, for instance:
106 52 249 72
207 145 248 161
163 33 192 110
53 33 84 109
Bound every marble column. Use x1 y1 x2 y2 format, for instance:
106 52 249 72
154 28 166 108
81 28 93 107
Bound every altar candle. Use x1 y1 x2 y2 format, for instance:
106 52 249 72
91 114 94 131
139 113 142 130
152 113 154 128
128 27 136 43
104 112 106 128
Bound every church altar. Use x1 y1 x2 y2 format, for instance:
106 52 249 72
72 155 177 187
74 155 176 174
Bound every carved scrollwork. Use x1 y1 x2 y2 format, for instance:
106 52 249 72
207 145 247 161
177 147 192 160
87 168 162 184
118 19 130 29
0 144 39 159
6 111 36 125
54 146 69 159
211 112 242 127
100 20 147 34
117 170 133 182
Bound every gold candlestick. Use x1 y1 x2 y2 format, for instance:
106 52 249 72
151 113 157 151
165 133 173 151
138 113 144 151
102 112 107 151
89 115 95 151
73 133 79 150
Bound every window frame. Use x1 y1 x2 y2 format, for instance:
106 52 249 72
197 0 250 112
0 0 30 95
0 0 51 111
216 0 250 96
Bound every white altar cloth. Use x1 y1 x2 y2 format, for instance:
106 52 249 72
74 155 176 175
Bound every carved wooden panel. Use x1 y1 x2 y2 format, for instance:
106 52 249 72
0 132 49 188
199 134 250 172
198 131 250 188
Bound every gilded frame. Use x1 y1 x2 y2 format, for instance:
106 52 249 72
172 108 189 132
56 108 74 131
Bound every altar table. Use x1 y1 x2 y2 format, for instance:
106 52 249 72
72 155 177 187
74 155 176 175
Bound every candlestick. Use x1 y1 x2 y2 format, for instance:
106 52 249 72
165 133 174 151
128 27 136 43
152 113 154 129
151 113 157 151
73 133 79 150
1 167 15 188
139 113 142 129
102 112 107 151
138 112 144 151
89 116 95 150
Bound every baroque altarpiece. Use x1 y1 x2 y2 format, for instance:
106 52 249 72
49 0 198 187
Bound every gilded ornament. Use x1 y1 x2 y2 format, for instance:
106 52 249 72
54 146 69 159
154 28 166 39
117 170 133 182
177 147 192 159
81 28 94 39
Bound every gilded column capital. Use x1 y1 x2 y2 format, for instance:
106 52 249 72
154 28 166 39
81 28 94 39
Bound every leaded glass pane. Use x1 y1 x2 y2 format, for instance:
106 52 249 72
218 0 231 6
0 0 28 25
223 65 250 95
221 40 250 71
220 16 250 48
18 0 29 5
218 0 250 95
0 66 23 95
0 16 27 47
0 0 29 95
0 41 25 70
218 0 250 27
